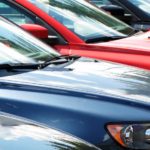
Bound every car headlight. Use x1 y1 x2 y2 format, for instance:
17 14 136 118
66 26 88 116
107 123 150 149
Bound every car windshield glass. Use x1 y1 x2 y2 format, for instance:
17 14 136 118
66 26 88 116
89 0 112 6
128 0 150 16
28 0 134 42
0 17 59 65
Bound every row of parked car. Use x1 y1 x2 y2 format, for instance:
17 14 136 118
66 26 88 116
90 0 150 31
0 0 150 149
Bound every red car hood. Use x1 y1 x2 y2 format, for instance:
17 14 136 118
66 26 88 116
74 31 150 70
96 31 150 52
68 32 150 71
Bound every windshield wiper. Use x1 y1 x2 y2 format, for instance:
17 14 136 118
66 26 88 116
39 55 80 69
85 36 126 43
0 63 40 71
0 55 80 71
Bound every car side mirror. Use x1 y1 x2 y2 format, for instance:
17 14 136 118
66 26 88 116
21 24 49 39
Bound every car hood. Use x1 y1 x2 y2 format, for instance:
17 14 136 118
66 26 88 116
1 58 150 105
0 112 99 150
96 31 150 52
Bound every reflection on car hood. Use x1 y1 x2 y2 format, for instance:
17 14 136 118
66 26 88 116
0 112 99 150
96 31 150 52
1 58 150 104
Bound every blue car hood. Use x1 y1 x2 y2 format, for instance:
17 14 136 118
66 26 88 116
0 58 150 104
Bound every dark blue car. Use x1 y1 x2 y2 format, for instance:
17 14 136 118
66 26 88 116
0 17 150 150
0 112 100 150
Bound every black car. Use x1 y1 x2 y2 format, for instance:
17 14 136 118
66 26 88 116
90 0 150 31
0 112 100 150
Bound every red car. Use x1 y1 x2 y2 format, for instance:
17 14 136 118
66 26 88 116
1 0 150 70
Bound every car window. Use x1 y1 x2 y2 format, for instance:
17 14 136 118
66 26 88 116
0 0 67 45
0 17 59 64
89 0 135 22
0 1 35 25
128 0 150 16
28 0 134 42
89 0 112 6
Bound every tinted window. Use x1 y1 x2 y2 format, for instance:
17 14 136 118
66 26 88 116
89 0 112 6
128 0 150 16
0 1 35 25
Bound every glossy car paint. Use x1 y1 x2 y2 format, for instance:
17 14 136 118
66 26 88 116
0 112 100 150
1 58 150 150
2 0 150 70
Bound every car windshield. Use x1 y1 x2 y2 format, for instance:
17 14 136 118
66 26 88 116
0 17 59 65
28 0 134 42
89 0 112 6
128 0 150 16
